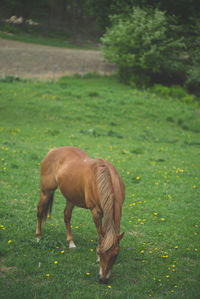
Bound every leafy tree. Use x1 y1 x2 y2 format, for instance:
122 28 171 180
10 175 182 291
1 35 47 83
101 7 186 86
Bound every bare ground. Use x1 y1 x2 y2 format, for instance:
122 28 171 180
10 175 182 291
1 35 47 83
0 38 115 79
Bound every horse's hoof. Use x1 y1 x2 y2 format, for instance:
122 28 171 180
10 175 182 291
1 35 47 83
36 235 41 243
98 275 109 284
69 241 76 249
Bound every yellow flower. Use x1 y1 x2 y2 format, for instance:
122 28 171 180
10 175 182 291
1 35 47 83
8 240 12 243
54 261 58 264
86 272 91 276
136 176 140 180
154 213 158 216
166 275 170 278
90 249 94 252
61 250 64 253
161 218 165 221
45 274 50 278
174 245 179 249
107 285 112 289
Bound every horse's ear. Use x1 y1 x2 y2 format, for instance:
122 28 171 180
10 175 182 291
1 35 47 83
117 232 125 242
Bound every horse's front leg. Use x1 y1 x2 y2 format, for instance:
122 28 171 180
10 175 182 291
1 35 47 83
91 208 103 262
64 199 76 248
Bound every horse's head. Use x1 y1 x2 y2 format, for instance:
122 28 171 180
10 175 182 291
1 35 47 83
97 232 124 283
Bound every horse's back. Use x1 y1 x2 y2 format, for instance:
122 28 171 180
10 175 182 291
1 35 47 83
40 147 89 191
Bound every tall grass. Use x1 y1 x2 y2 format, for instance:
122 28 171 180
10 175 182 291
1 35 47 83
0 75 199 298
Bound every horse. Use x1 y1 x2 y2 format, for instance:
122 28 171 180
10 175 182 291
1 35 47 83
36 146 125 283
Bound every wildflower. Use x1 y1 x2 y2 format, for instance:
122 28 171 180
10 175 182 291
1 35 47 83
141 250 144 254
107 285 112 289
193 185 197 189
61 250 64 254
136 176 140 180
168 195 172 199
86 272 91 276
8 240 12 243
90 249 94 252
166 275 170 278
45 274 50 278
154 213 158 216
127 171 130 175
174 245 179 249
161 218 165 221
54 261 58 264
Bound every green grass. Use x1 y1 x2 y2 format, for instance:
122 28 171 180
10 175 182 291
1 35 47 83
0 24 97 49
0 75 199 298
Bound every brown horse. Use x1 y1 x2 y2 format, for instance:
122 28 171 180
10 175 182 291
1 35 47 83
36 146 125 283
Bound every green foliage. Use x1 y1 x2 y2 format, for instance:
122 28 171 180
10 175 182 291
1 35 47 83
101 7 186 86
150 84 196 103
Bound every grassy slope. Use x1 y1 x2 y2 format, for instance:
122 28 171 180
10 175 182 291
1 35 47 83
0 75 199 298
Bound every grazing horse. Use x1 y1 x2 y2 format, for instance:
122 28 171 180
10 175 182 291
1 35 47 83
36 146 125 283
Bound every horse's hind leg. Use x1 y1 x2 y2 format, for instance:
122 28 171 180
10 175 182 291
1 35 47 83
64 199 76 248
36 189 55 241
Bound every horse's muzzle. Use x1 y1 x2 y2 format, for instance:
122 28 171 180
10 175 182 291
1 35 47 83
98 274 109 284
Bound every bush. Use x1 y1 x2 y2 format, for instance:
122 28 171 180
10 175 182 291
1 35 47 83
150 84 195 103
101 7 186 86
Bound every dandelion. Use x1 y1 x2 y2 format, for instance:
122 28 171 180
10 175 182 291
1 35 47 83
45 274 50 278
166 275 170 278
174 245 179 249
136 176 140 180
61 250 64 254
90 249 94 252
54 261 58 264
86 272 91 276
154 213 158 216
127 171 130 175
8 240 12 243
107 285 112 289
141 250 144 254
193 185 197 189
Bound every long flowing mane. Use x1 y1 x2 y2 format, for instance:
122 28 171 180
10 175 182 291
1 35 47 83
95 159 117 252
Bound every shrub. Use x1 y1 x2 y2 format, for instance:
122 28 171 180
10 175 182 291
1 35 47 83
101 7 186 86
150 84 195 103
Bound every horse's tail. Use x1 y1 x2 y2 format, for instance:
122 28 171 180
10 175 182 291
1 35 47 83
95 159 117 252
38 191 55 223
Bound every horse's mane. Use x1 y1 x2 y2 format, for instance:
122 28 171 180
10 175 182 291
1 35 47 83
95 159 117 252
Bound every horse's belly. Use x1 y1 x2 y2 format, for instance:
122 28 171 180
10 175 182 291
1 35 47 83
59 184 88 209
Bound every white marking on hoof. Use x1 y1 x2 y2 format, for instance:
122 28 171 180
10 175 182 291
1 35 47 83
69 241 76 248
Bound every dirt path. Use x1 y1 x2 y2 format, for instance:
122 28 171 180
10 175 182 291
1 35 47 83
0 38 115 79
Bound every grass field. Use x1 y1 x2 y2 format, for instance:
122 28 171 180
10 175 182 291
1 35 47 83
0 75 199 298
